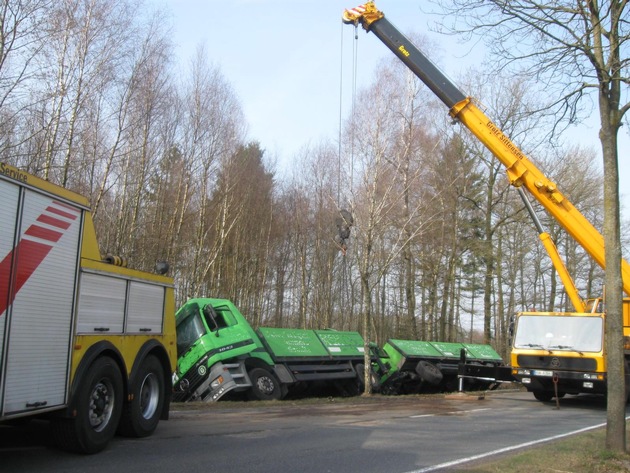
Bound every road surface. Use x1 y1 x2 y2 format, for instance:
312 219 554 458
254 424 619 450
0 390 620 472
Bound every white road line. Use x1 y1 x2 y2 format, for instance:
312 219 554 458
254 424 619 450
410 408 491 418
404 416 630 473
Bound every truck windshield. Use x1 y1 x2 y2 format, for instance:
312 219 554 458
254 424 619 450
513 315 603 353
176 307 207 357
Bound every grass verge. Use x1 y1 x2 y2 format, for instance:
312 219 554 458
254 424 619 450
458 426 630 473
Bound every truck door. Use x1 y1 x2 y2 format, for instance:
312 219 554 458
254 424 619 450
202 303 257 354
0 183 82 416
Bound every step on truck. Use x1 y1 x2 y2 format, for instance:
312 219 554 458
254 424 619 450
0 162 177 453
342 2 630 403
172 298 368 401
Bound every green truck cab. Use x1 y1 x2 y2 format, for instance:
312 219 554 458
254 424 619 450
172 298 367 402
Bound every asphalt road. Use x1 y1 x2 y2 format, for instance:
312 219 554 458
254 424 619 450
0 390 623 473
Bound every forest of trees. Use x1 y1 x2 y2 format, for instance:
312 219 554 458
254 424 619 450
1 0 622 358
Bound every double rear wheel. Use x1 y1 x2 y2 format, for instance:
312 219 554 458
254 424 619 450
52 356 123 454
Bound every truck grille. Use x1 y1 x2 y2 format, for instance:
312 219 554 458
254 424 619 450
172 359 209 402
516 355 597 371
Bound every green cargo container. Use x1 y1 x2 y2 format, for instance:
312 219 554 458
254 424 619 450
315 330 366 358
462 343 503 361
256 328 366 359
376 338 505 395
387 339 444 358
257 327 331 358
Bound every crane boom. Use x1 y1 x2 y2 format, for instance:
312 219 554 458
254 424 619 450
343 2 630 296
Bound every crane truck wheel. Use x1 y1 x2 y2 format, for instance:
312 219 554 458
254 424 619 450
117 355 165 438
415 361 443 386
52 356 123 454
247 368 283 401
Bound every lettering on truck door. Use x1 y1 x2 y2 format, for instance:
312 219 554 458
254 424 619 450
0 183 82 416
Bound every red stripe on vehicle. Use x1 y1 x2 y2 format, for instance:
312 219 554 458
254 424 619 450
0 250 13 316
25 225 63 242
0 199 79 317
53 200 81 213
46 205 78 220
0 239 53 316
37 213 71 230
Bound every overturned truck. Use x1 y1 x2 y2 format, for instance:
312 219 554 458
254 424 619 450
173 298 506 402
173 298 367 401
374 340 504 394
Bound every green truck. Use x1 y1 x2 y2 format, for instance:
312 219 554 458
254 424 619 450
172 298 506 402
172 298 368 401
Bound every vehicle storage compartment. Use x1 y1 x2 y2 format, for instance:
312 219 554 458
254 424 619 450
0 177 84 416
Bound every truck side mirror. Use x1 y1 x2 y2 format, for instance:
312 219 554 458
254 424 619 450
203 305 221 337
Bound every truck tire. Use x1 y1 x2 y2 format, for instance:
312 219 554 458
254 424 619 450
415 361 443 386
248 368 283 401
118 355 165 438
51 356 123 454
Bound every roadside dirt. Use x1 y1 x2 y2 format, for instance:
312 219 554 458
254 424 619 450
169 389 513 420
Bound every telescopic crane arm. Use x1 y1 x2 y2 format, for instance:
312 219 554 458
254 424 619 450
516 187 586 312
343 2 630 297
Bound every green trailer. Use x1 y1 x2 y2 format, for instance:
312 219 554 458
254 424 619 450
374 339 505 394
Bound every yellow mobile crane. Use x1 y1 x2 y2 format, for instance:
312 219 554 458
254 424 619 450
343 2 630 402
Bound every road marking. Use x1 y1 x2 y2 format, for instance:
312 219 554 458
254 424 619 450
410 408 490 418
404 416 630 473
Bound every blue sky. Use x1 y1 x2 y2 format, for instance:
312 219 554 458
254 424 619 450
150 0 629 219
149 1 485 161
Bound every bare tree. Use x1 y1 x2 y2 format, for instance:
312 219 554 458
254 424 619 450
434 0 629 451
177 45 246 300
343 59 440 393
0 0 51 155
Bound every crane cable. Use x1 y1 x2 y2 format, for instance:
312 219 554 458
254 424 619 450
337 20 361 327
337 20 359 206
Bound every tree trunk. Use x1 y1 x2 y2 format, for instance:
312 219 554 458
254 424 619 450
600 109 626 452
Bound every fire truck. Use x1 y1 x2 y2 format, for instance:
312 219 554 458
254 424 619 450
0 162 177 453
342 2 630 402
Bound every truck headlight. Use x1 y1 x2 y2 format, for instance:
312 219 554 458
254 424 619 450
522 377 531 384
583 381 594 389
583 373 604 380
211 375 224 389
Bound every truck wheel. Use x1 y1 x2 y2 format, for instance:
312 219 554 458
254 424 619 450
415 361 443 386
51 356 123 454
533 390 553 402
248 368 283 401
118 355 165 438
355 363 380 392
